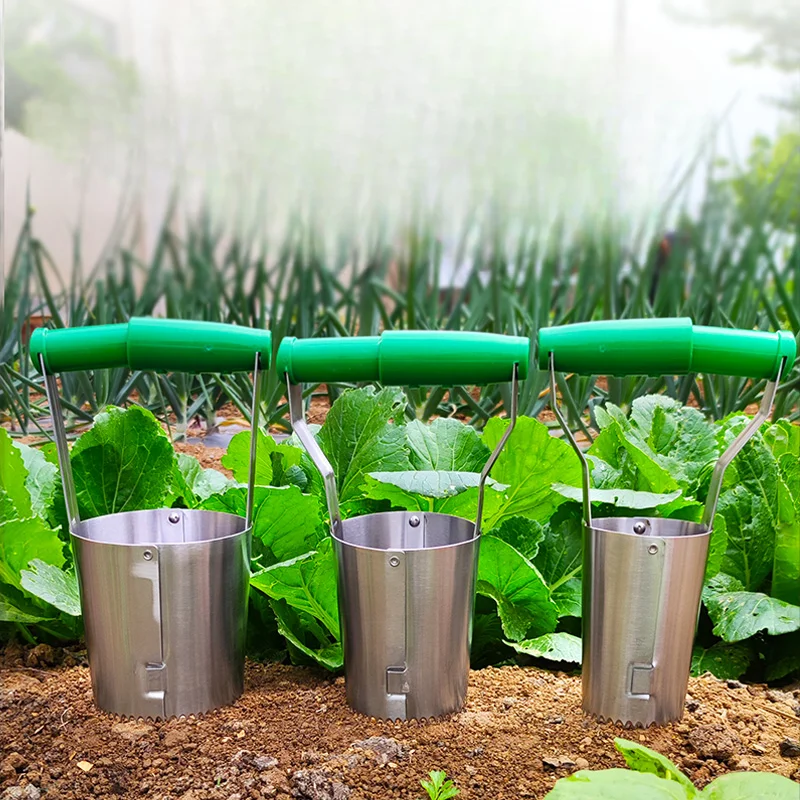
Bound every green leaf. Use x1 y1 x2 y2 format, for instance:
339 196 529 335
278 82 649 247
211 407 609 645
614 738 695 794
13 441 59 521
533 506 584 618
221 429 302 486
552 483 682 509
361 474 426 512
543 769 694 800
269 597 342 671
70 406 175 519
690 642 753 679
20 559 81 616
0 517 65 591
481 416 580 527
251 538 339 638
507 632 582 663
703 585 800 642
476 535 558 641
368 470 505 500
0 594 50 624
704 515 728 582
715 420 783 591
406 418 489 471
0 428 32 518
698 772 799 800
488 517 545 561
251 486 324 567
316 387 411 503
0 490 19 523
589 421 679 494
173 453 238 506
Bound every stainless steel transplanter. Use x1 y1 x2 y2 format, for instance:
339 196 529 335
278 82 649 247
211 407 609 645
539 317 794 727
278 330 529 720
32 319 273 718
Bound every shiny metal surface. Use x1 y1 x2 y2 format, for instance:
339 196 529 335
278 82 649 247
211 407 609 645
334 511 479 720
582 517 710 726
72 508 250 719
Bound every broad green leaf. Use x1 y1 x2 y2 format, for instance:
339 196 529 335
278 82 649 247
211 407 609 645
221 429 304 487
269 597 342 671
489 517 544 561
534 506 584 618
406 418 489 471
70 406 175 519
507 632 582 663
589 421 679 494
362 474 426 511
704 515 728 582
251 486 324 567
614 738 695 794
251 538 339 638
543 769 694 800
476 535 558 641
0 490 19 523
0 428 32 518
316 387 411 503
0 594 50 624
698 772 799 800
690 642 753 679
552 483 682 510
20 559 81 616
173 453 238 505
765 420 800 603
14 441 59 521
481 416 580 527
369 470 505 499
715 419 783 591
600 396 718 492
703 586 800 642
0 517 65 591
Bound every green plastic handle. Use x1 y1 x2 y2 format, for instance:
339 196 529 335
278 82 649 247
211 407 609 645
31 319 272 374
278 331 530 385
538 318 796 380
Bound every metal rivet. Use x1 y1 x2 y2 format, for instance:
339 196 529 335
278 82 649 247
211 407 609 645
648 544 659 555
633 521 647 535
408 515 421 528
389 556 400 568
168 512 181 524
143 550 154 561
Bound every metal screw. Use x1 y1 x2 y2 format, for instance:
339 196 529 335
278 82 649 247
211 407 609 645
389 556 400 568
168 512 181 524
633 521 647 535
143 550 154 561
408 515 421 528
648 544 659 555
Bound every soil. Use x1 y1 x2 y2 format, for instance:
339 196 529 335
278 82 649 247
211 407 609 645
1 645 799 800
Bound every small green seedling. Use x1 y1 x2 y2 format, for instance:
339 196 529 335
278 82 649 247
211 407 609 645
420 770 460 800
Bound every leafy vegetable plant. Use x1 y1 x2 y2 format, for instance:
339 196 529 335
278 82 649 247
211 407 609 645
2 388 798 684
419 770 460 800
543 738 798 799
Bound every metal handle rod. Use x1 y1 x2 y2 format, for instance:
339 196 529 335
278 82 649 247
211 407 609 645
40 354 80 527
245 351 264 530
702 358 785 528
549 351 593 528
475 363 519 536
286 375 342 530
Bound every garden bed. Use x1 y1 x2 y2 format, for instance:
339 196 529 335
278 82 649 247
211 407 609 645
1 645 799 800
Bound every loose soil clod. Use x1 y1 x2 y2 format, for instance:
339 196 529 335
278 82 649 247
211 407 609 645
1 652 799 799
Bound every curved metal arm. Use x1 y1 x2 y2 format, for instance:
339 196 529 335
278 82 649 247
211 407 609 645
245 352 264 530
702 357 785 528
475 363 519 536
286 375 342 530
548 351 593 528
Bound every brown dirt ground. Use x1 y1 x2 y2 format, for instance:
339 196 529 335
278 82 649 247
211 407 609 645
1 644 799 800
